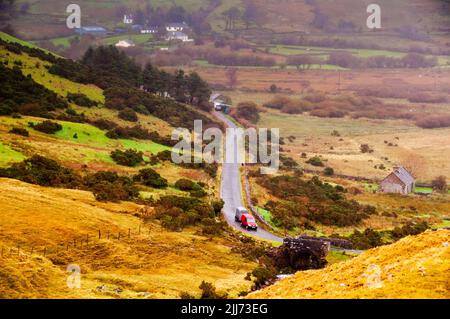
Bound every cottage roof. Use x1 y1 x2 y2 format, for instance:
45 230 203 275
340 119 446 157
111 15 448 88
387 166 415 185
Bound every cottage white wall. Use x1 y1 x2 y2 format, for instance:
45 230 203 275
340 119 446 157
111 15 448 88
380 181 406 194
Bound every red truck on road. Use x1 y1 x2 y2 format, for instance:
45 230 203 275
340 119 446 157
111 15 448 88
241 214 258 231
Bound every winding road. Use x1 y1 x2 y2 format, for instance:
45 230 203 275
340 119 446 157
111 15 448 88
213 111 364 254
214 111 283 243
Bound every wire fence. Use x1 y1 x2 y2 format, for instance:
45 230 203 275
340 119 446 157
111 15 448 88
0 224 149 260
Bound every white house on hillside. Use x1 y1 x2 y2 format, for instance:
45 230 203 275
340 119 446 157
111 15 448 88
115 40 135 48
166 31 192 42
166 22 187 32
123 15 134 24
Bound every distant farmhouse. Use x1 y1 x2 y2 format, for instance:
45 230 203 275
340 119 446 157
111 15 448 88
123 14 134 24
115 40 135 48
380 166 415 195
75 26 107 36
166 31 192 42
166 22 187 32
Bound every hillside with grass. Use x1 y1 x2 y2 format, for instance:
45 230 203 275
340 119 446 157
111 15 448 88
0 178 256 298
0 31 261 298
249 229 450 299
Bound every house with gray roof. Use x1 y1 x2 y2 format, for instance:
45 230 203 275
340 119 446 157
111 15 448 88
380 166 415 195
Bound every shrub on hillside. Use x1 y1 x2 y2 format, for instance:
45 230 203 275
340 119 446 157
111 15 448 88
348 228 383 250
232 102 260 124
0 155 81 188
9 127 29 137
29 120 62 134
89 119 118 131
263 96 291 110
415 115 450 129
0 64 68 117
391 221 429 240
175 178 197 191
110 149 143 167
324 167 334 176
153 195 216 231
212 199 225 215
259 175 374 228
306 156 324 167
431 176 448 193
133 168 168 188
118 108 138 122
67 93 98 107
199 281 227 299
91 180 138 202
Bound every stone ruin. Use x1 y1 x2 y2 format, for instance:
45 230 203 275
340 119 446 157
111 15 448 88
268 236 351 271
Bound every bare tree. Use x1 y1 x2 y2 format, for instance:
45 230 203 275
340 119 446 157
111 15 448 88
432 176 448 193
226 68 238 89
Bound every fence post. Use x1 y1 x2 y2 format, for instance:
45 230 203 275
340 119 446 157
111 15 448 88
98 230 101 240
107 231 110 240
118 232 121 240
128 228 131 239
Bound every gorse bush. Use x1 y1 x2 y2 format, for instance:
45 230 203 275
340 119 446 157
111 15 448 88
0 64 68 117
0 155 81 188
259 175 374 229
9 127 29 137
306 156 324 167
348 228 383 250
153 195 221 233
67 93 98 107
133 168 168 188
86 171 139 202
110 149 143 167
118 108 138 122
29 120 63 134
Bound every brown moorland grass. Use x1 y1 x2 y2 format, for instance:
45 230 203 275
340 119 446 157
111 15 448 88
0 178 256 298
249 229 450 299
257 109 450 182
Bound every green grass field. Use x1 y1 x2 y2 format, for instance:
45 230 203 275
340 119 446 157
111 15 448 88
101 34 154 46
47 120 169 154
258 111 416 138
48 35 78 48
0 143 26 167
0 47 105 104
256 206 274 225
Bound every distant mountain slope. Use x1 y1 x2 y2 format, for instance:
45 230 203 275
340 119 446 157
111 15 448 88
249 230 450 299
9 0 450 40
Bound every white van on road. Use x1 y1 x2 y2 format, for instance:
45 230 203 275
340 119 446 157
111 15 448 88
235 207 249 222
